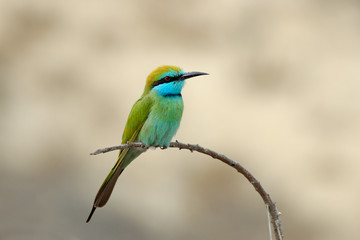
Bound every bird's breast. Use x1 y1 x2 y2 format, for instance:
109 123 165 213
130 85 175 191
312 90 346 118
137 96 184 147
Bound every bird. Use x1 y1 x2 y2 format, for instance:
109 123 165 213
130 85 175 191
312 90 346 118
86 65 208 222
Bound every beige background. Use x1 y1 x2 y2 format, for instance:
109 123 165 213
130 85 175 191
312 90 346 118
1 0 360 239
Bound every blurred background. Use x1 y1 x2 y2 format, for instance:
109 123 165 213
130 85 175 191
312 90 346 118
1 0 359 239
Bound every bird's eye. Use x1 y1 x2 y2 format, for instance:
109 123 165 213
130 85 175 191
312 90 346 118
164 76 171 81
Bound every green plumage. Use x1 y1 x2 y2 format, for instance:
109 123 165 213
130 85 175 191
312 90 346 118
87 65 208 222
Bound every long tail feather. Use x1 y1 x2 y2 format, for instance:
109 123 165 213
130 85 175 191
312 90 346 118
86 149 129 222
86 206 96 223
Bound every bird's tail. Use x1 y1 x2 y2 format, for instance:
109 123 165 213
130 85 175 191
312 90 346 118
86 149 129 223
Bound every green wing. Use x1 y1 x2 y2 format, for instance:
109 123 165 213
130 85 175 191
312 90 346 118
87 95 153 222
121 95 153 144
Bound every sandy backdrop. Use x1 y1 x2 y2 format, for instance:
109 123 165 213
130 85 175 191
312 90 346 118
1 0 360 240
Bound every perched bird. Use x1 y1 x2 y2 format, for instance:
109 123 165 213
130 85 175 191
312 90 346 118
87 65 208 222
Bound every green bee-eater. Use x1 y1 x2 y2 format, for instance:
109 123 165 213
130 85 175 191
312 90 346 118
87 65 208 222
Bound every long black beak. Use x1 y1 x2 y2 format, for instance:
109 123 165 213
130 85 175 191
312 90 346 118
180 71 208 80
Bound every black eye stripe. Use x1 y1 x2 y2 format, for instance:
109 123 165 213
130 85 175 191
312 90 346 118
152 76 180 88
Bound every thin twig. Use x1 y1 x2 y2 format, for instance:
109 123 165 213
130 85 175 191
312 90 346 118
90 141 283 240
266 204 273 240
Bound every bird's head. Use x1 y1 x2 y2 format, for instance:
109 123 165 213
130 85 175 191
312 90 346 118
142 65 208 96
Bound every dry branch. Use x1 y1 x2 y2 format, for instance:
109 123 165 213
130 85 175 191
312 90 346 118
90 141 283 240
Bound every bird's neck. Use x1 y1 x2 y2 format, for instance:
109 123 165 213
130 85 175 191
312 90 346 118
162 93 182 98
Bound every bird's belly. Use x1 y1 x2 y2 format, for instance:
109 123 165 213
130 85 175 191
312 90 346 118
137 97 183 147
139 119 181 147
